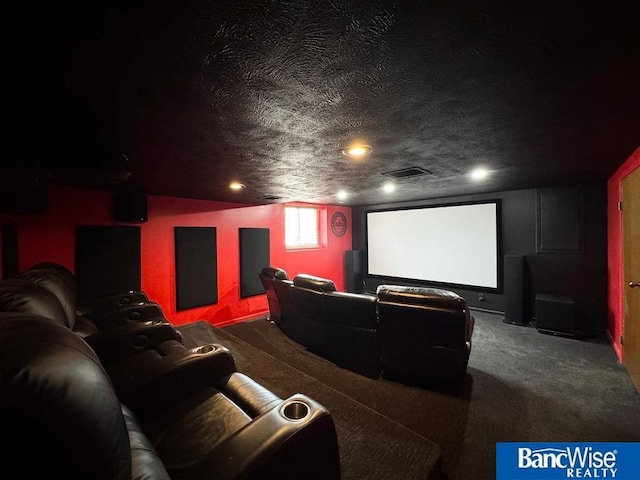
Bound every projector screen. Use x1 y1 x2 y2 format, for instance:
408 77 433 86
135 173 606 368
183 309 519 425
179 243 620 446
366 201 501 290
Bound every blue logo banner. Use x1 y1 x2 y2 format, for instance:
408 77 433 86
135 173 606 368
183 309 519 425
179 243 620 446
497 442 640 480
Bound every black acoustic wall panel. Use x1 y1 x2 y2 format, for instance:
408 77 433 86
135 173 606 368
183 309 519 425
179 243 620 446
345 250 364 293
503 255 526 326
239 228 270 298
1 220 19 279
175 227 217 310
75 225 141 300
536 187 583 253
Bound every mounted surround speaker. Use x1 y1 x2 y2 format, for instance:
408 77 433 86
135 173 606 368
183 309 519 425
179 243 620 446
113 191 148 223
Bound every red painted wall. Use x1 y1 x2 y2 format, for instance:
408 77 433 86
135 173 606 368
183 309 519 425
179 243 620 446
607 146 640 362
2 186 352 327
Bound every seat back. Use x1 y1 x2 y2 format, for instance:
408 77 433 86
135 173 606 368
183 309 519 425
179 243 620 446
323 291 381 378
272 277 299 338
0 317 142 479
291 274 336 356
259 266 288 326
376 285 473 386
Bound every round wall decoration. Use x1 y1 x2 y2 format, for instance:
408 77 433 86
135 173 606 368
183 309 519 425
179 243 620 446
331 211 348 237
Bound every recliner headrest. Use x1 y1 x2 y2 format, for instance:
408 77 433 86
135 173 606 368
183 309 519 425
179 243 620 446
376 285 468 310
0 279 70 328
15 266 78 329
293 274 337 292
261 266 289 280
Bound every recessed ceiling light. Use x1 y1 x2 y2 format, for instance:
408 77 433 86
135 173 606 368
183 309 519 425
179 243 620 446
336 190 348 201
342 144 372 158
470 168 489 181
229 182 246 190
382 182 396 193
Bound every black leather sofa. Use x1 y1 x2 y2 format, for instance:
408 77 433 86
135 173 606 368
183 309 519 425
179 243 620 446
260 267 474 387
0 269 341 479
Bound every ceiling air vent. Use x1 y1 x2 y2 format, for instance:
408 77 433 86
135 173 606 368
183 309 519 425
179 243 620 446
258 195 285 201
381 167 431 179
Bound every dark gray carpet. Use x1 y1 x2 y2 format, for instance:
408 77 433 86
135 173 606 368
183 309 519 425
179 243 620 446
180 320 442 480
212 311 640 480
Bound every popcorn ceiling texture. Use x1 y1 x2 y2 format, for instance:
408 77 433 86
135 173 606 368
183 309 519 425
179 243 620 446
10 0 640 206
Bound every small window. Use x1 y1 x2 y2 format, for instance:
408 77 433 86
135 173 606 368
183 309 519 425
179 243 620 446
285 206 320 249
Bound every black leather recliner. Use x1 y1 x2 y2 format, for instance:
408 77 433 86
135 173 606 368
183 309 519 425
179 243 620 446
0 278 216 385
272 271 299 340
23 261 151 316
0 316 172 480
259 266 302 342
259 266 286 327
323 290 381 379
16 261 172 335
376 284 474 387
0 316 341 479
13 262 183 365
291 273 337 357
0 277 273 425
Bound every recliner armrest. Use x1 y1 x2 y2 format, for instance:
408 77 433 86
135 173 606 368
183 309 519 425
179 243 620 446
85 302 167 330
84 321 183 365
109 343 238 420
186 393 341 480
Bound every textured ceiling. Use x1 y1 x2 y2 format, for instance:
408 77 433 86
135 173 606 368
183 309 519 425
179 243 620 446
5 0 640 206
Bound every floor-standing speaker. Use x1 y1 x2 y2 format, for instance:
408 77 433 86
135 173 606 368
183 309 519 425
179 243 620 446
503 254 527 326
345 250 364 293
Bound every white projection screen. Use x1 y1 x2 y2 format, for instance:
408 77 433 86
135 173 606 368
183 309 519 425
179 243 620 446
366 201 501 290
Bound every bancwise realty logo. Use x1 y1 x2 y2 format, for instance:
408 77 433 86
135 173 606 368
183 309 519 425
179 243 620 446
497 442 640 479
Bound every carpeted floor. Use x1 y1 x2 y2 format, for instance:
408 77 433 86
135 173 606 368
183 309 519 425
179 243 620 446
181 311 640 480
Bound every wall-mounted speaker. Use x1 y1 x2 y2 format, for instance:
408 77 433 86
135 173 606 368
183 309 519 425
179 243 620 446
0 182 47 214
113 191 148 223
503 254 527 326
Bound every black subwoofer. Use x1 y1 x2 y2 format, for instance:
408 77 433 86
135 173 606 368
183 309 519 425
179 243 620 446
535 294 575 336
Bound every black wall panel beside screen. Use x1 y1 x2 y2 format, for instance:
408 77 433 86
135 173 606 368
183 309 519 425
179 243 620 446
239 228 270 298
75 225 141 300
536 187 583 253
175 227 218 310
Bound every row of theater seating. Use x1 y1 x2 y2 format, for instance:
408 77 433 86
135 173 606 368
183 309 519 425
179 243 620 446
0 262 341 479
260 267 475 387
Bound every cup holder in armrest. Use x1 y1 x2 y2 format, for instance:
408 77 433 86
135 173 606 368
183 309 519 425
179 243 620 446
192 344 217 354
281 400 310 421
143 319 165 327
